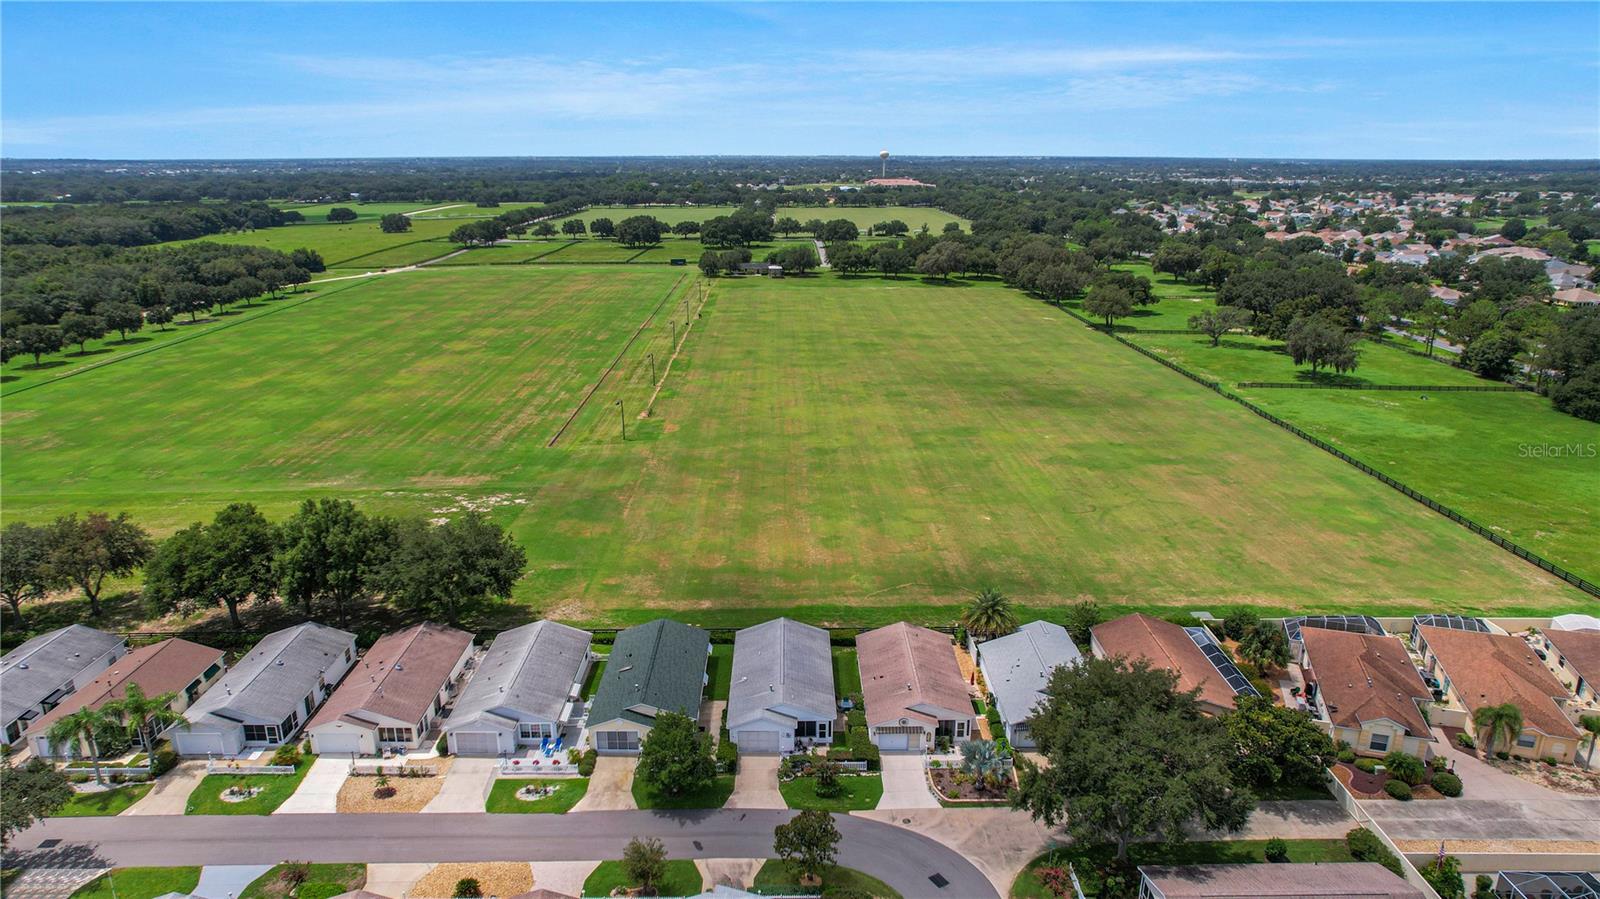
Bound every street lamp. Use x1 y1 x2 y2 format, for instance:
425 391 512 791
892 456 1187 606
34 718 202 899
614 399 626 441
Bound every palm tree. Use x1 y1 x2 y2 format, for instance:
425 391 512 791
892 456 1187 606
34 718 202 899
959 738 1008 791
106 684 180 758
1578 715 1600 771
961 588 1018 642
47 706 112 786
1473 703 1523 756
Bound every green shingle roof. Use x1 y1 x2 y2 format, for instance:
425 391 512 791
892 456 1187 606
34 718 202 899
587 619 709 728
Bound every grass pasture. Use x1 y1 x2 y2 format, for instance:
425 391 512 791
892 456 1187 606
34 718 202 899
549 204 739 226
169 217 462 268
1128 333 1497 388
1 266 1588 627
777 205 967 232
272 201 443 221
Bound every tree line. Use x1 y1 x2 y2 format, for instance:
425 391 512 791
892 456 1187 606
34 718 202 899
0 499 527 632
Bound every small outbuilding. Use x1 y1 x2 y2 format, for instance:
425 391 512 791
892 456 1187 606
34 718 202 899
2 625 127 746
727 618 836 754
172 622 356 757
585 619 710 755
306 623 474 756
444 620 594 757
976 621 1082 749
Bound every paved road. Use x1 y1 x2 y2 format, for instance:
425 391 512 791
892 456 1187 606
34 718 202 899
1362 797 1600 842
9 810 996 899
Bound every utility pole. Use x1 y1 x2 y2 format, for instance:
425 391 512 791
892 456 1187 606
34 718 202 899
647 352 656 385
614 399 626 441
671 320 677 346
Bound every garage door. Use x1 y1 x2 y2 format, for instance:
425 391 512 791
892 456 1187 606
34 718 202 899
451 731 501 756
313 732 364 756
737 730 780 753
174 731 227 757
876 731 909 751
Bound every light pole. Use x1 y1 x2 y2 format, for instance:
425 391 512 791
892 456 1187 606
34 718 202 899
671 320 677 346
647 352 656 385
614 399 626 441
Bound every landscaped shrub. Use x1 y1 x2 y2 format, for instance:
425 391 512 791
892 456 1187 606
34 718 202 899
279 863 311 889
1354 758 1378 773
576 748 597 777
1382 750 1425 785
1495 750 1510 760
1454 731 1475 750
1542 756 1559 767
716 732 739 775
846 708 866 729
1346 827 1405 877
1429 755 1448 772
848 727 879 770
1264 837 1289 862
1383 779 1412 801
1034 866 1074 899
1420 855 1464 899
271 744 302 767
1474 874 1495 899
1337 748 1356 763
1431 771 1462 797
454 878 482 898
150 743 178 777
435 734 448 756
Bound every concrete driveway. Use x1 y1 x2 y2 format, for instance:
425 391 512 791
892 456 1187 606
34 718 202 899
123 761 208 816
569 756 638 812
1425 725 1564 800
876 753 939 809
273 756 351 814
193 864 273 899
363 863 430 898
421 757 495 813
725 754 783 809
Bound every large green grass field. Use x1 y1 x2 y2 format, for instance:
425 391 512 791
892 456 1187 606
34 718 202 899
1 266 1588 626
777 205 968 232
549 205 739 226
169 217 462 269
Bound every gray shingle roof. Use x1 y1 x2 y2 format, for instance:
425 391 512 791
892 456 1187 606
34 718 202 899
449 620 591 728
727 618 834 729
978 621 1081 727
184 622 354 728
1 625 125 726
587 619 708 728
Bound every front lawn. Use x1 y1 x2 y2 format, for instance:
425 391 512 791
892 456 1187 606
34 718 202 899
1011 839 1354 899
240 863 366 899
484 777 589 813
754 860 901 899
583 859 703 898
72 868 201 899
632 773 735 809
53 784 152 816
185 755 318 815
780 774 883 812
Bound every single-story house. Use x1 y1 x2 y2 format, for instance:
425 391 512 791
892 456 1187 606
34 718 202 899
1298 628 1435 759
2 625 127 746
976 621 1081 749
857 622 974 751
585 619 709 755
726 618 836 754
1415 625 1582 763
306 623 474 756
29 638 226 758
1541 627 1600 708
444 620 593 757
1553 287 1600 306
1090 613 1255 715
1136 863 1423 899
172 622 357 757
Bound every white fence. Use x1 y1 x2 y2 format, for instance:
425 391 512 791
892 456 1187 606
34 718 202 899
207 760 295 775
1323 767 1442 899
349 761 437 777
497 759 581 777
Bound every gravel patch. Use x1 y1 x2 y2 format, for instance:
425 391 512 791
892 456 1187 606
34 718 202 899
336 758 451 813
411 863 532 898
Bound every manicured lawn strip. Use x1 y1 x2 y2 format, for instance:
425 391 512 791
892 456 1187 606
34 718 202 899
583 860 703 898
1011 839 1354 899
632 774 735 809
580 660 608 700
52 784 152 816
484 777 589 813
754 860 902 899
537 239 654 263
780 773 883 811
71 868 201 899
832 648 862 699
1127 332 1496 388
272 201 450 221
239 863 365 899
426 241 572 265
706 644 734 700
551 205 740 227
184 755 318 815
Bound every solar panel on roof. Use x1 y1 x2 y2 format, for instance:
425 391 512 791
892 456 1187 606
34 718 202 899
1185 627 1260 698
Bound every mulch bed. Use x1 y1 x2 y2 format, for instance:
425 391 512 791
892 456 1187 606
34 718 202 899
1333 760 1446 800
928 767 1012 802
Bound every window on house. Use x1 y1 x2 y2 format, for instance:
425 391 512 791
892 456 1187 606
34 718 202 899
345 648 353 664
1516 732 1537 749
817 721 830 740
244 724 278 743
518 722 554 740
1368 732 1390 753
280 712 299 737
377 727 413 744
796 721 818 738
304 693 315 716
203 663 222 680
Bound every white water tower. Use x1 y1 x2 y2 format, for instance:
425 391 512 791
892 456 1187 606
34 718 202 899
879 149 890 178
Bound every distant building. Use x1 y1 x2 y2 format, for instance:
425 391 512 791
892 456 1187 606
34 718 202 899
864 178 935 188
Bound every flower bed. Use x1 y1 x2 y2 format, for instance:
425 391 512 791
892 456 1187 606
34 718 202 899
928 764 1013 802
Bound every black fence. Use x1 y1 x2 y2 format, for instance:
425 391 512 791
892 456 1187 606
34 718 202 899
1049 301 1599 600
1236 382 1523 392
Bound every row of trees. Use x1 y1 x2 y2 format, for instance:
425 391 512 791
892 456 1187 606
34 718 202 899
0 201 298 249
0 500 527 630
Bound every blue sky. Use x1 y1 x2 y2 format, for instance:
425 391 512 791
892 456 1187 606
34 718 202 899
3 2 1597 160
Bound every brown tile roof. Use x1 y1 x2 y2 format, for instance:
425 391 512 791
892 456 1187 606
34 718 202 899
1090 613 1237 711
1300 629 1433 739
32 638 223 734
1418 625 1578 738
1544 628 1600 694
308 623 472 730
857 622 969 727
1138 863 1423 898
